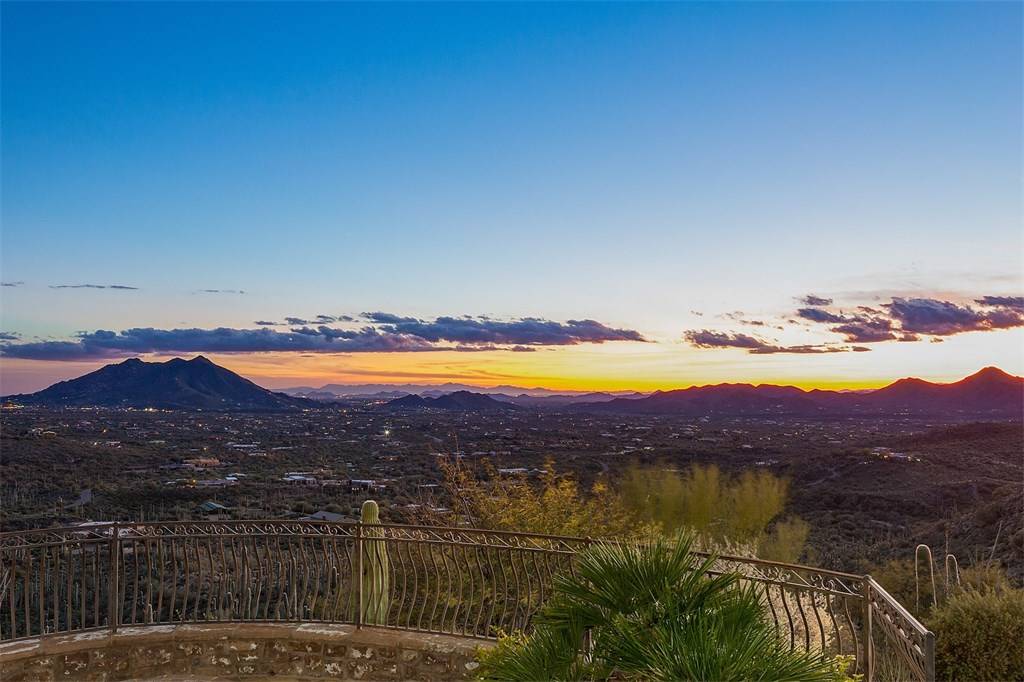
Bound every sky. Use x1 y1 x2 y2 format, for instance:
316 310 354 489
1 2 1022 394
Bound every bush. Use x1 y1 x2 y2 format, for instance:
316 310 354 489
930 587 1024 681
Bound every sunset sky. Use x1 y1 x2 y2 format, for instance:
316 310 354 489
1 2 1021 395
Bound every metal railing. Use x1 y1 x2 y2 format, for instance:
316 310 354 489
0 518 934 681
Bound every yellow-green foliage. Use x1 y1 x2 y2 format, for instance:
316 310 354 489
434 459 804 559
930 587 1024 681
438 458 644 538
758 516 811 563
619 463 806 561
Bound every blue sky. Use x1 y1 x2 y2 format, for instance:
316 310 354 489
1 2 1021 392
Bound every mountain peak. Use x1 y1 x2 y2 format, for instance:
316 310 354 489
13 356 311 411
969 366 1013 380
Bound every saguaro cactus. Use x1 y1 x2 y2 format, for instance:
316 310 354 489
360 499 390 625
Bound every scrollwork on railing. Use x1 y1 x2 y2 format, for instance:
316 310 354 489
0 520 933 681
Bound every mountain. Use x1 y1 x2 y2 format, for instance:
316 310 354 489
494 391 647 408
282 381 642 399
579 368 1022 417
383 390 519 412
6 356 314 411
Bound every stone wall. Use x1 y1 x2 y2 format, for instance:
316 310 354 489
0 623 488 681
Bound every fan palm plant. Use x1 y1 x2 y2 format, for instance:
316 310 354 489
477 534 848 681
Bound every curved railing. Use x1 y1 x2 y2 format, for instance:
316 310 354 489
0 519 934 681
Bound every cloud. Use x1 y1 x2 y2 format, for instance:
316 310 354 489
684 330 766 350
790 294 1024 342
367 314 647 346
0 326 438 360
362 312 420 324
50 284 139 290
799 295 833 306
683 329 867 355
254 320 280 326
750 344 870 355
884 297 1024 336
1 281 24 287
828 316 896 343
975 296 1024 312
1 313 646 361
198 289 246 295
315 315 337 323
795 308 847 324
0 332 20 341
284 317 310 325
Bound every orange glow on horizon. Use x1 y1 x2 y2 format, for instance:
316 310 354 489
2 328 1021 396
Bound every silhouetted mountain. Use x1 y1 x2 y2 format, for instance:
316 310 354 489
282 381 642 399
383 390 519 412
6 356 314 411
579 368 1022 416
496 391 647 408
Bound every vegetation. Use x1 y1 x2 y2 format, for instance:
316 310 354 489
435 458 807 561
619 462 808 561
870 548 1023 682
931 587 1024 681
475 535 850 681
436 458 644 538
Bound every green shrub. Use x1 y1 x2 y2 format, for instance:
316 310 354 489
930 587 1024 681
476 534 847 681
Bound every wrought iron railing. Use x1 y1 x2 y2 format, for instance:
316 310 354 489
0 517 934 681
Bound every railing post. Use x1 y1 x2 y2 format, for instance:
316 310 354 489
355 520 363 629
863 576 874 682
108 523 120 633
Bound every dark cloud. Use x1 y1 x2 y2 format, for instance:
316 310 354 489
788 294 1024 342
0 327 438 361
50 284 139 290
795 308 847 324
284 317 311 325
750 344 869 355
1 281 24 287
1 313 646 361
337 315 355 322
829 315 896 343
884 297 1024 336
254 321 280 326
975 296 1024 312
315 315 337 323
684 330 766 350
0 332 20 341
683 329 865 355
362 312 420 324
800 295 833 307
198 289 246 295
370 314 646 346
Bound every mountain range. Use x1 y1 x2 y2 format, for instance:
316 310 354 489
282 382 640 400
383 390 519 412
578 367 1022 416
4 357 1021 416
